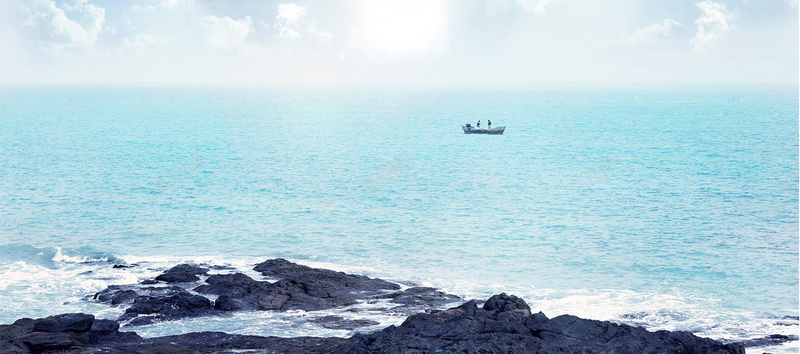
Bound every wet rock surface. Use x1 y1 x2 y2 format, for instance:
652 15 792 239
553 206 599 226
94 258 444 326
253 258 401 307
308 316 381 330
0 313 141 353
97 285 215 325
379 286 463 315
107 331 350 354
3 259 778 352
736 334 800 348
0 294 749 353
154 263 209 283
343 293 745 354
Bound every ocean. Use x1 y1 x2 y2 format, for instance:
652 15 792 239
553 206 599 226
0 86 797 351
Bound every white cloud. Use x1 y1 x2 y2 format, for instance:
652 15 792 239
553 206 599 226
515 0 558 14
63 0 88 12
2 0 796 85
21 0 105 54
307 22 333 44
203 15 254 49
121 34 157 54
161 0 180 10
131 0 181 11
691 0 731 50
80 2 104 42
483 0 510 17
484 0 558 16
275 3 307 39
626 19 682 45
350 0 448 58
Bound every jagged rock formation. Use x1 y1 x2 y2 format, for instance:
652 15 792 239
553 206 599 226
1 294 747 353
2 260 773 353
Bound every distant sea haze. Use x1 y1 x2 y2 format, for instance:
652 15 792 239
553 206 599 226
0 86 797 352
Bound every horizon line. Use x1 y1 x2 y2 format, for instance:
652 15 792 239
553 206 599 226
1 81 798 90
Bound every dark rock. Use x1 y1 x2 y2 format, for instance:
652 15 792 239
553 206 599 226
380 286 462 315
308 316 380 330
524 311 550 330
384 287 460 305
0 318 34 341
94 260 427 325
195 273 292 311
194 272 264 298
251 258 401 312
343 294 745 354
94 285 137 305
524 313 746 353
483 292 531 315
117 312 138 322
140 279 159 285
112 264 134 269
240 280 295 310
155 263 209 283
254 258 400 295
195 264 401 313
111 290 138 305
121 287 213 325
348 330 546 353
126 315 159 327
0 341 25 353
32 313 94 333
2 294 747 354
97 285 217 325
214 295 243 311
105 331 349 354
1 313 137 353
276 278 358 311
253 258 318 275
208 264 237 271
736 333 799 348
70 260 753 353
12 332 77 352
89 319 119 335
85 319 121 344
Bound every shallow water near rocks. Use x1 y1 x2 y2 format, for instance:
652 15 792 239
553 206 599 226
0 86 797 352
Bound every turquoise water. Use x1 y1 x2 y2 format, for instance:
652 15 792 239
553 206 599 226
0 86 797 348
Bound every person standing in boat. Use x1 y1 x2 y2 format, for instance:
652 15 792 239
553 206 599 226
476 120 481 128
488 120 492 129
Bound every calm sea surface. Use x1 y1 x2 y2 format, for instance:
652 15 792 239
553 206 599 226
0 86 797 350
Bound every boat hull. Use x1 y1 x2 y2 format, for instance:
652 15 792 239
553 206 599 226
462 125 505 135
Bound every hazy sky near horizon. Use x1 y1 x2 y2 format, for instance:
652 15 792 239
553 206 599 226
1 0 797 86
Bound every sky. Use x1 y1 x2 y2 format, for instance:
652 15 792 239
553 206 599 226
0 0 797 86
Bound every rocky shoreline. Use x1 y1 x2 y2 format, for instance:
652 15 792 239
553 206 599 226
1 259 795 353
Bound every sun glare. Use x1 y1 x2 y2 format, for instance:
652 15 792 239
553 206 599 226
355 0 447 57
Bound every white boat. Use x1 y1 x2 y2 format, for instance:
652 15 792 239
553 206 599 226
462 125 505 135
